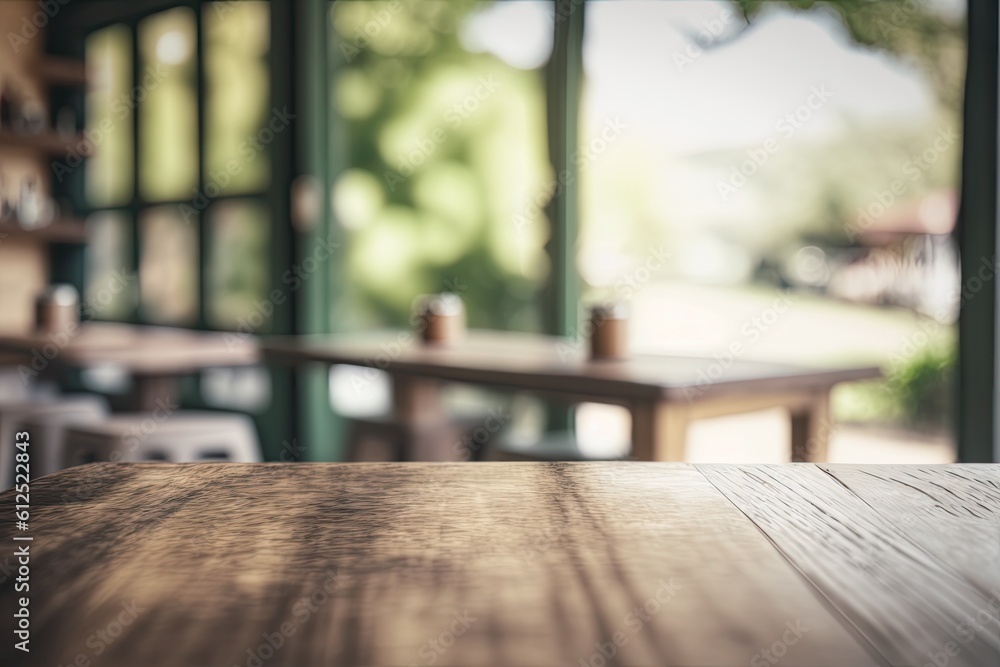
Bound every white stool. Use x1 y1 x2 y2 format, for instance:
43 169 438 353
63 411 262 466
1 395 109 489
0 366 29 403
18 399 109 479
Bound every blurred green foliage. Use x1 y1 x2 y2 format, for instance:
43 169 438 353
838 340 955 430
330 1 551 332
739 1 961 434
329 0 964 353
888 344 954 428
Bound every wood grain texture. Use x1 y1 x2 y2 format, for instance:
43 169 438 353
0 463 879 667
699 464 1000 667
264 330 880 402
821 464 1000 598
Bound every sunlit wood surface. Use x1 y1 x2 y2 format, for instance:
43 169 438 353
1 462 997 666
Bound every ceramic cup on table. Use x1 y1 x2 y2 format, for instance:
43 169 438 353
414 293 465 345
35 284 79 335
588 302 629 361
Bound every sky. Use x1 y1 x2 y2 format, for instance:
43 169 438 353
463 0 959 154
461 1 964 287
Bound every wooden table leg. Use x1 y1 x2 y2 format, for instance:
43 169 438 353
386 374 454 460
630 400 689 461
790 389 832 462
391 374 445 425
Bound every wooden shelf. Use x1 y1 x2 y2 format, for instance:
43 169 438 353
0 219 88 243
33 57 88 87
0 128 82 157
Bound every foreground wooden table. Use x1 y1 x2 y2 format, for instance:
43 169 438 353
0 323 259 409
265 330 880 461
2 463 997 666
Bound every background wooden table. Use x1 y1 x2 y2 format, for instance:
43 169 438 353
2 462 997 666
0 323 260 409
265 330 880 461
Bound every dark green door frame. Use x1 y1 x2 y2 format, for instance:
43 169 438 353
542 0 585 433
956 0 999 462
292 0 343 460
544 0 584 338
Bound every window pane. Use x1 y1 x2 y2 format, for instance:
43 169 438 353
85 212 134 320
205 1 271 194
85 24 134 207
581 1 964 461
206 199 270 329
138 7 198 201
140 206 198 324
329 1 552 332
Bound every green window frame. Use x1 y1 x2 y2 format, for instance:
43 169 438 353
71 1 275 332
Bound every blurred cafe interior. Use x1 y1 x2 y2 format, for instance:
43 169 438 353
0 0 996 478
6 2 1000 667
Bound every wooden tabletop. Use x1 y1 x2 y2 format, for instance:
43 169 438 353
2 462 997 666
0 322 259 376
264 330 881 401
